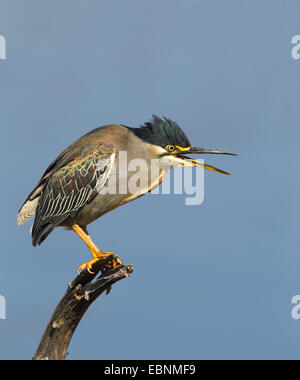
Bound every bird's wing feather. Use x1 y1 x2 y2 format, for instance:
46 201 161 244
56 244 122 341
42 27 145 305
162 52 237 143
31 143 115 245
17 144 84 225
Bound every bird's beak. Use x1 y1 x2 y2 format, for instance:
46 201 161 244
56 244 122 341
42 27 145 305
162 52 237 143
174 147 237 175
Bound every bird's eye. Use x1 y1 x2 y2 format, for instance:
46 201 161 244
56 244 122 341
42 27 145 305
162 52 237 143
166 145 175 152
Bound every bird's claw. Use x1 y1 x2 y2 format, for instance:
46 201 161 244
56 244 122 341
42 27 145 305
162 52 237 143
103 257 123 271
77 261 96 275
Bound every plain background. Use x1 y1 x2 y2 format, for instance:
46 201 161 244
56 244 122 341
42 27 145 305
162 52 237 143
0 0 300 360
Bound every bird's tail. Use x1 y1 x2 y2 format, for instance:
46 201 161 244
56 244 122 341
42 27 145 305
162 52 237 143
17 188 42 226
31 222 55 246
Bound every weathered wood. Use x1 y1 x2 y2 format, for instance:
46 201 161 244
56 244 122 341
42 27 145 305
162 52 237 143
33 254 133 360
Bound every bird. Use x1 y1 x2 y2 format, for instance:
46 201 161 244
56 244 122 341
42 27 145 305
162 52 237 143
17 115 236 273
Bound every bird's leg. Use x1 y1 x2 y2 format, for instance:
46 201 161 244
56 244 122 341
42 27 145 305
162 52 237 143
72 224 122 273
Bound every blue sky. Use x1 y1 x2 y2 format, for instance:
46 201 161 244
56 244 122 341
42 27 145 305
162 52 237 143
1 0 300 359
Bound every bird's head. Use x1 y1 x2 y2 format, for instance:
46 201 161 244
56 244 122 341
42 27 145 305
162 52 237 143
131 115 237 175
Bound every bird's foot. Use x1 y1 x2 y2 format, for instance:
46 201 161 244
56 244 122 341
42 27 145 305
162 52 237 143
102 252 123 271
77 252 122 274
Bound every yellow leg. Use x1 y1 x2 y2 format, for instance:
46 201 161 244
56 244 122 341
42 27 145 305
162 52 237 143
72 224 122 273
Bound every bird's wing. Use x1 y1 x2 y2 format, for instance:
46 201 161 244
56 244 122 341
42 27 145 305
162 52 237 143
31 143 115 245
17 145 84 225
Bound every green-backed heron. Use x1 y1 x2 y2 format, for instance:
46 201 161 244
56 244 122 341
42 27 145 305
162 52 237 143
18 115 236 272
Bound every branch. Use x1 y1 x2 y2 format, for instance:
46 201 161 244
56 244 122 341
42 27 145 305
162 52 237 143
33 254 133 360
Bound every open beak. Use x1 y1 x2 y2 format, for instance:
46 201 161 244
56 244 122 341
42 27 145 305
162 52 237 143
174 147 237 175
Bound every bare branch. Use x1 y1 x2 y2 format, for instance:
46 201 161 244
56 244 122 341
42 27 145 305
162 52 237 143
33 254 133 360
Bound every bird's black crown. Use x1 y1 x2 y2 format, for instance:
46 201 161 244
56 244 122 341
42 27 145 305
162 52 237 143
129 115 191 149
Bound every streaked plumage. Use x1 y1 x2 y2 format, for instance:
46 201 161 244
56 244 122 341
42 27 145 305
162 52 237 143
31 143 115 246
